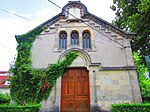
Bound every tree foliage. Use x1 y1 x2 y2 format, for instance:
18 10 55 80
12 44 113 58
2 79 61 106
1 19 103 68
111 0 150 61
134 52 150 102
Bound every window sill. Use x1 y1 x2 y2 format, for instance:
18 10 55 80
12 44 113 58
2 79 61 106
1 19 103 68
83 48 97 52
53 48 67 52
82 48 92 52
53 47 97 53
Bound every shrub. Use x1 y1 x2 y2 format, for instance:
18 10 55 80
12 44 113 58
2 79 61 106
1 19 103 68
0 92 10 104
0 104 41 112
112 103 150 112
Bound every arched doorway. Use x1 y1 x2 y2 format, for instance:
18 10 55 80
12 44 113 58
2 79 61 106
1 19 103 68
61 67 90 112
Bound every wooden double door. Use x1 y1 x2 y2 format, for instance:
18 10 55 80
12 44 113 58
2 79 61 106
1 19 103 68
61 67 90 112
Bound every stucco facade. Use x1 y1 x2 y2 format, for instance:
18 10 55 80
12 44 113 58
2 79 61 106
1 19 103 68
29 1 142 112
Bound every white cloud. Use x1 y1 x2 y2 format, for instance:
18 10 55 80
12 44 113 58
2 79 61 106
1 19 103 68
1 9 32 21
0 17 31 71
0 0 115 71
0 4 58 71
34 7 57 24
81 0 115 22
50 0 115 22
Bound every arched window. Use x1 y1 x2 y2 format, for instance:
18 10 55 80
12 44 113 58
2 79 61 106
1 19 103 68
59 32 67 49
83 32 91 48
71 31 79 45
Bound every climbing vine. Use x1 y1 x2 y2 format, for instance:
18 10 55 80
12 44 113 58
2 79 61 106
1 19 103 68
10 26 78 105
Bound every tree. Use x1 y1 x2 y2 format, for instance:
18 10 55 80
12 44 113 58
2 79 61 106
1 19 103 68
111 0 150 62
134 52 150 102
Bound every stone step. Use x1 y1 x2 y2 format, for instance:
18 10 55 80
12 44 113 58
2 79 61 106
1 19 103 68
95 25 100 29
40 31 44 35
54 23 60 27
89 22 95 26
111 34 117 38
82 19 90 22
44 28 49 32
105 31 111 36
99 28 106 33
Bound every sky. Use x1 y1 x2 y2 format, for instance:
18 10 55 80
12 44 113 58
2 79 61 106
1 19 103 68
0 0 116 71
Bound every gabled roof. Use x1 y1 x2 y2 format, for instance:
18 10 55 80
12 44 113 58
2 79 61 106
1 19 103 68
16 1 135 43
61 1 89 15
0 71 9 74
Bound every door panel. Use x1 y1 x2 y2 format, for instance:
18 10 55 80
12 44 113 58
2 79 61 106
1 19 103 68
61 68 90 112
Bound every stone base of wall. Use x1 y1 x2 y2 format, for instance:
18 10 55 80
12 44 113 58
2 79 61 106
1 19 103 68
91 104 111 112
39 105 111 112
39 105 59 112
40 103 112 112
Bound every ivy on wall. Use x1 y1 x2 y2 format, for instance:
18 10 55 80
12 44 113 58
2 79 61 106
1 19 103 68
10 26 78 105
